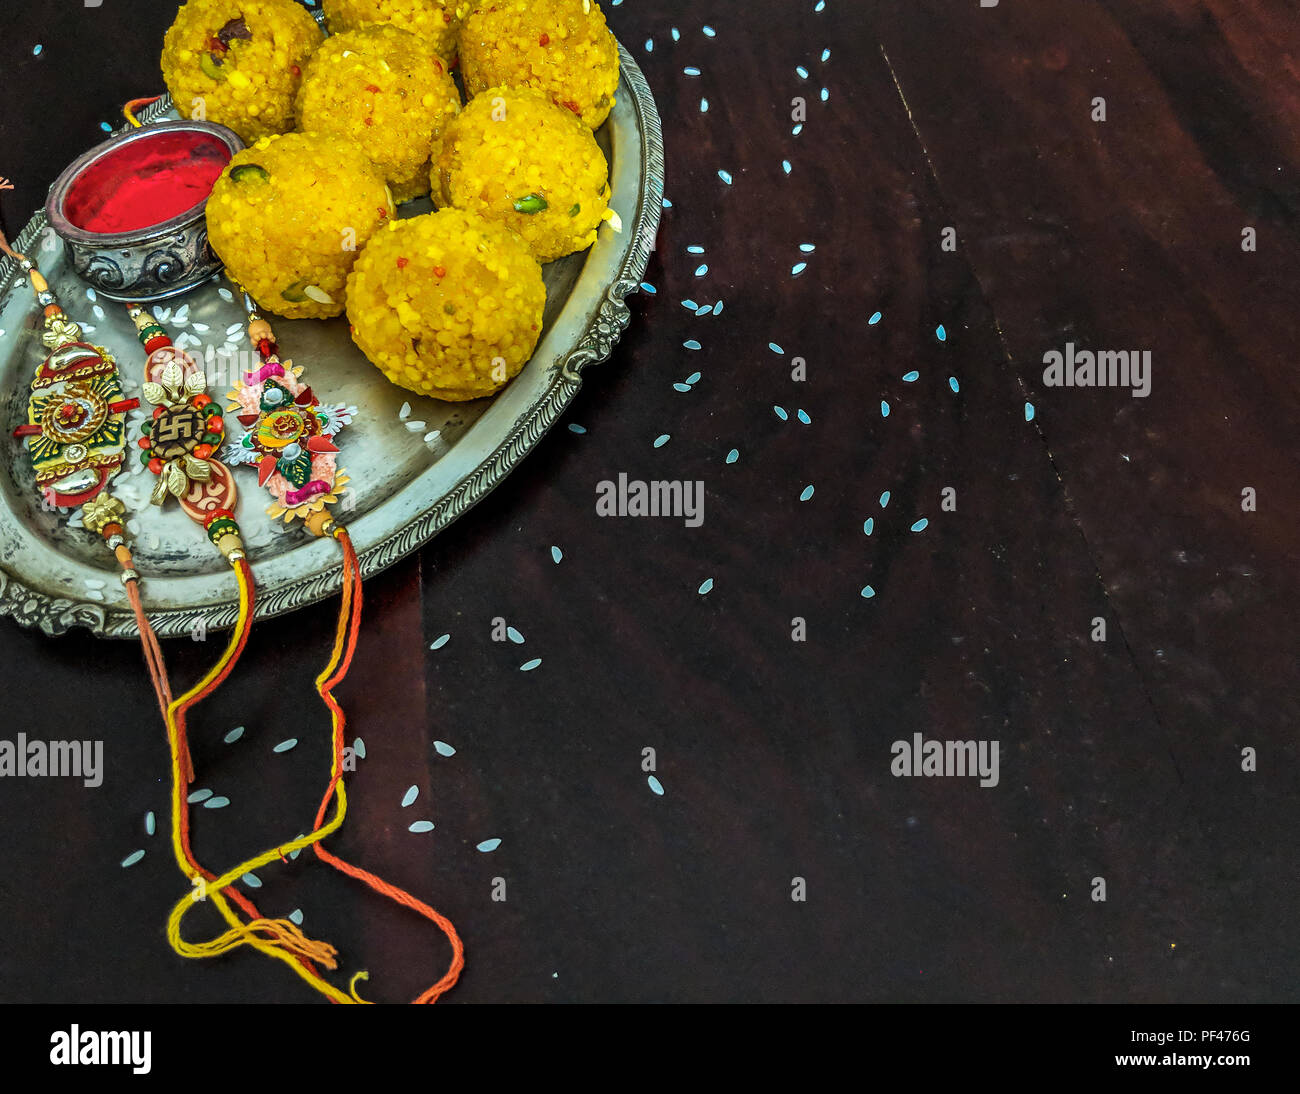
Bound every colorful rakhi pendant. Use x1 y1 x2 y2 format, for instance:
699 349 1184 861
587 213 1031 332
5 252 148 591
126 304 243 561
12 277 139 510
223 303 352 525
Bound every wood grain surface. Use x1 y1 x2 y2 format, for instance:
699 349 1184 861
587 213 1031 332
0 0 1293 1003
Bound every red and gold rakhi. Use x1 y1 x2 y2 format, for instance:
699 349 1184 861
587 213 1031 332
124 303 348 978
114 299 365 996
8 254 138 532
125 303 245 560
0 236 167 687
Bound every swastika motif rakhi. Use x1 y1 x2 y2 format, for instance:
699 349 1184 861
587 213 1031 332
126 303 245 558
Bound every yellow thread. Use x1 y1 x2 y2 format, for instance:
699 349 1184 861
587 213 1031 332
348 971 372 1004
122 97 153 130
164 560 358 1004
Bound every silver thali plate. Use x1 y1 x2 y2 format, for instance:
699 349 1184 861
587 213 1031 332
0 42 663 639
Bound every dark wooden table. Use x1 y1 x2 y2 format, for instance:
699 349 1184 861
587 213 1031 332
0 0 1295 1003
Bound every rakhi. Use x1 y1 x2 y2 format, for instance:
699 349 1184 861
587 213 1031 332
0 231 335 980
126 298 358 997
222 294 352 527
4 198 462 1002
128 290 464 1004
222 292 464 1002
119 300 364 999
118 301 353 985
0 229 168 723
122 302 244 786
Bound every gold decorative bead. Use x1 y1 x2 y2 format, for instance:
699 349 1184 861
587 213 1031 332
83 493 127 536
247 319 274 346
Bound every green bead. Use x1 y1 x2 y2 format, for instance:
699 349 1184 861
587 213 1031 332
205 516 239 545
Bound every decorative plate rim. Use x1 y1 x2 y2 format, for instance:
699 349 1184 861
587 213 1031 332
0 41 664 639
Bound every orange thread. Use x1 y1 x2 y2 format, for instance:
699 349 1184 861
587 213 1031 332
122 96 162 129
310 529 465 1002
167 561 275 926
113 508 463 998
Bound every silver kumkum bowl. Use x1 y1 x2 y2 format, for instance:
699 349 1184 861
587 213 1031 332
45 120 244 303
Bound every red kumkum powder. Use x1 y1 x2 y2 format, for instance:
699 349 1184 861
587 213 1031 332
64 130 231 234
